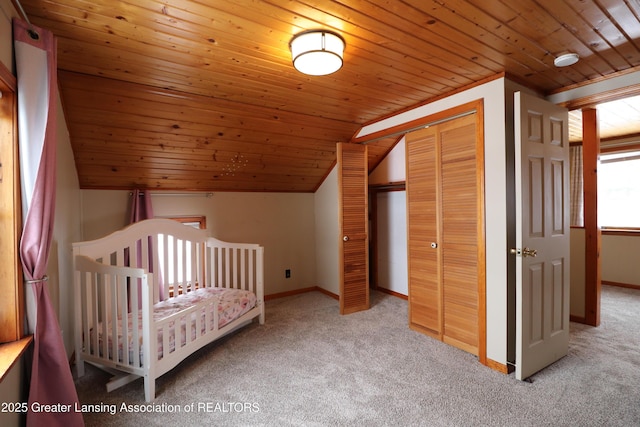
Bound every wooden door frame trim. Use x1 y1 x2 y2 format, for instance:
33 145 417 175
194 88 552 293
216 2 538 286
0 60 23 344
474 100 487 366
582 108 601 326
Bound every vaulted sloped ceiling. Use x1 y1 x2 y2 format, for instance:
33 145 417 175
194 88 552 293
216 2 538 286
19 0 640 192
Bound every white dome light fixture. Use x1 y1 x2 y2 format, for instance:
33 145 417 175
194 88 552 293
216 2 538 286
554 52 580 67
290 30 345 76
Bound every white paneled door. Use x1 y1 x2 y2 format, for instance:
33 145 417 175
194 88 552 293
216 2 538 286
514 92 570 380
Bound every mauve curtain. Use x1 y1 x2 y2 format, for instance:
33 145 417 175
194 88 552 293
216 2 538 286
130 189 154 223
129 190 161 300
14 18 83 427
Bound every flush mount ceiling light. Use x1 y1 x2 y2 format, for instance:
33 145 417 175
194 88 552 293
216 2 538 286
290 30 345 76
554 52 580 67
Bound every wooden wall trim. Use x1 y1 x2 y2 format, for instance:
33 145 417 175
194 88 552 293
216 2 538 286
0 62 16 92
352 100 483 144
0 59 23 344
486 358 513 374
570 314 587 323
352 72 505 140
602 281 640 291
547 67 640 109
601 228 640 236
582 108 601 327
373 286 408 300
264 286 339 301
475 100 487 367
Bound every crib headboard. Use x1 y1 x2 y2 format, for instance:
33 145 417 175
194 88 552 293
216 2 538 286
72 218 264 304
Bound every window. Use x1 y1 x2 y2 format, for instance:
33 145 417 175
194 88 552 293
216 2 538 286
159 216 206 296
0 59 32 381
172 216 206 230
0 63 23 344
598 150 640 229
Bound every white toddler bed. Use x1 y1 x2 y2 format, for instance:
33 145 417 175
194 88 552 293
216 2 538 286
73 218 264 402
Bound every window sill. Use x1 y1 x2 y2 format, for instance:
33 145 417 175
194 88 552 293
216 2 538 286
0 336 32 382
602 228 640 236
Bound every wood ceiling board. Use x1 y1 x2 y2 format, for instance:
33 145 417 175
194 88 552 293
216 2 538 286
17 0 640 191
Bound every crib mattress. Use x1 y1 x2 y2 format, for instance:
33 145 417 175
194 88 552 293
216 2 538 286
91 287 256 364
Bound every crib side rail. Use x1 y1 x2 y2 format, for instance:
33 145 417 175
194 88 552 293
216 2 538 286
204 239 264 324
74 255 153 377
204 239 264 296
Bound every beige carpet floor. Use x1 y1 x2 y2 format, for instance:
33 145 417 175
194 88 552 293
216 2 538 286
75 285 640 426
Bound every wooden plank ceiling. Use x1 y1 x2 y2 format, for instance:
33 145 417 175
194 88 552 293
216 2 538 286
19 0 640 192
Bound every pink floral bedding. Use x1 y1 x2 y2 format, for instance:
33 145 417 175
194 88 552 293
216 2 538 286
91 287 256 364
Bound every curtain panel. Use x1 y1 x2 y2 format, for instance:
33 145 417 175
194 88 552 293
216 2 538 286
14 18 83 427
128 189 159 301
570 145 584 227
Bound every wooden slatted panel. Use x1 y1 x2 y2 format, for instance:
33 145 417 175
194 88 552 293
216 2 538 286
440 115 478 355
406 111 483 357
406 128 441 336
338 143 369 315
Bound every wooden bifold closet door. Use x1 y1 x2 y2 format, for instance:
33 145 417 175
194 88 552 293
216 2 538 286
338 142 369 315
406 113 482 356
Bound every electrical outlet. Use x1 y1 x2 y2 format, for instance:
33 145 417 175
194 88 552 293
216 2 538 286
285 269 291 278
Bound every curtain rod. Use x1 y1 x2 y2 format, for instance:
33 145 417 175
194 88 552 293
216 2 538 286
359 109 477 145
14 0 32 26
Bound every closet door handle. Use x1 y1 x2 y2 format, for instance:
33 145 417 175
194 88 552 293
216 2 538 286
430 242 438 249
343 236 349 242
510 247 537 257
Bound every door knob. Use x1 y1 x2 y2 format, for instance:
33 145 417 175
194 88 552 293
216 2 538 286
430 242 438 249
510 247 537 257
343 236 349 242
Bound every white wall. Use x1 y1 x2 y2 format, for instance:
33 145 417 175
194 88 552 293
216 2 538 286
314 167 339 295
51 96 83 355
602 234 640 287
369 141 409 297
570 228 586 318
80 190 317 296
369 138 406 185
357 77 509 365
375 191 408 296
